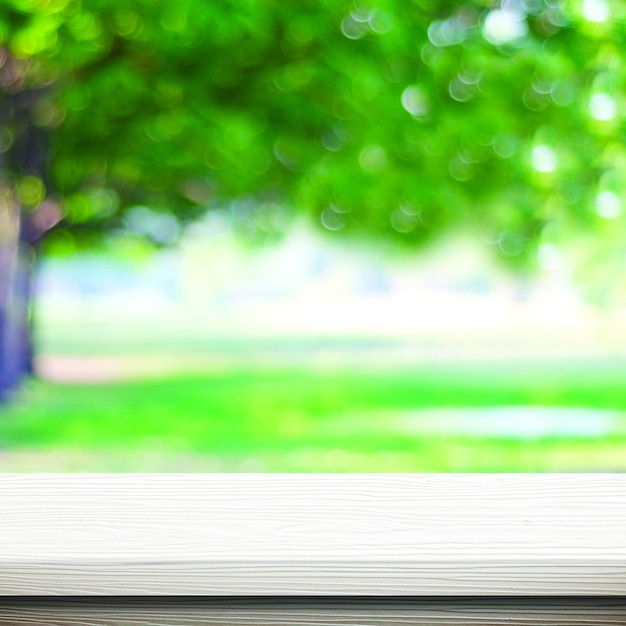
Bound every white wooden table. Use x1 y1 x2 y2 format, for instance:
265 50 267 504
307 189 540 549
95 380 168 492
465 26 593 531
0 474 624 624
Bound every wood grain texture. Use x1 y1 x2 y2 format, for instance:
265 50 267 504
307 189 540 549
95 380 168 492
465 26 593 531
1 598 626 626
0 474 624 596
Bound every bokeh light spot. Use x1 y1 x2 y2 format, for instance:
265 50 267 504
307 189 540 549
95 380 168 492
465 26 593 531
531 145 557 173
390 208 418 233
492 134 517 158
550 82 576 107
0 127 13 153
341 15 368 39
590 93 616 121
449 156 474 181
596 191 621 219
582 0 610 22
482 8 527 45
449 76 475 102
359 144 387 172
321 206 348 231
401 85 429 117
17 176 45 207
369 10 394 34
427 13 473 48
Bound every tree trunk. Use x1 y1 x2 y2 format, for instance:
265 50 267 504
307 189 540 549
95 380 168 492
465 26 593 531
1 74 53 401
14 240 36 376
0 186 21 400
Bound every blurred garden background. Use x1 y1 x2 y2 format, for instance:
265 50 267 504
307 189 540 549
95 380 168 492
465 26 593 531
2 0 626 471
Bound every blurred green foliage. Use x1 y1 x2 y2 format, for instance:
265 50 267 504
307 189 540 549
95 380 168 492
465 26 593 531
1 0 626 267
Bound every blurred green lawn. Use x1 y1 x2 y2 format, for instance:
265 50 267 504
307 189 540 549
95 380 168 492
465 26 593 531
2 360 626 472
3 289 626 472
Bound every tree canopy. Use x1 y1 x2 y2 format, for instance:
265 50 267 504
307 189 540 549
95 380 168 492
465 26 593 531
1 0 624 266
